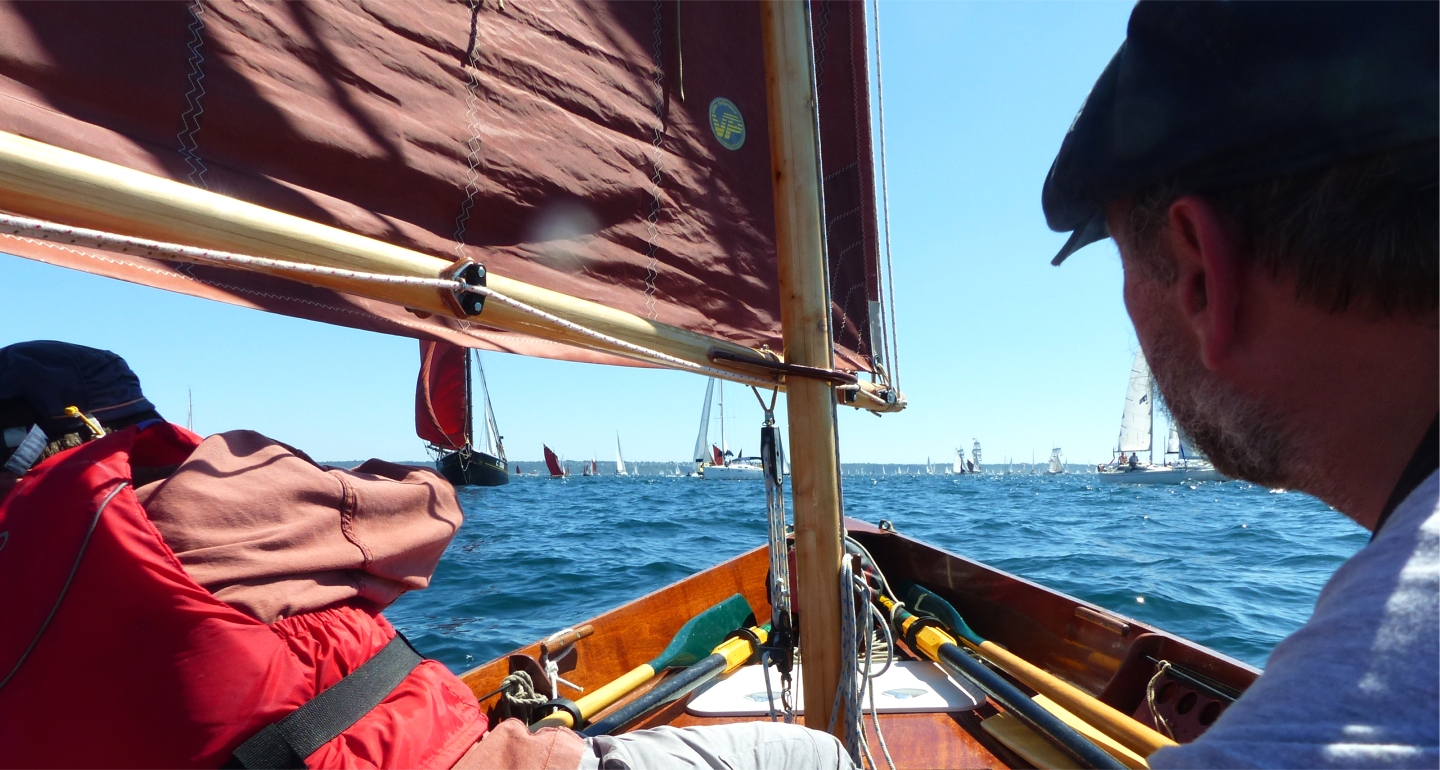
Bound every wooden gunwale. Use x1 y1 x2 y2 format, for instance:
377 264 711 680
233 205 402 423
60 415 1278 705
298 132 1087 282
458 518 1261 769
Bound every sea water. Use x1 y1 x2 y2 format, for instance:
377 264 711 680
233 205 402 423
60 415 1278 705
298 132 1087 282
387 472 1366 673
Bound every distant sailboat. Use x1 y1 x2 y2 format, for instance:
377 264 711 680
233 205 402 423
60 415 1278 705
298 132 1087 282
616 434 628 476
542 445 566 478
417 340 509 487
1048 447 1065 474
693 378 763 479
953 448 965 474
1099 350 1224 484
971 440 983 473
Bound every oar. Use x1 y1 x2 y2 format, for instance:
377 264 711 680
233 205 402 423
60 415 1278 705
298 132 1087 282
530 593 753 731
583 625 770 736
877 595 1126 770
901 583 1177 758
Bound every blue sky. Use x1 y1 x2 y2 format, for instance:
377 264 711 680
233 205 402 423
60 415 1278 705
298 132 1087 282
0 1 1139 465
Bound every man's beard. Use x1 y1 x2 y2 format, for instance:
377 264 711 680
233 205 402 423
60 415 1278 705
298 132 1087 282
1142 317 1295 488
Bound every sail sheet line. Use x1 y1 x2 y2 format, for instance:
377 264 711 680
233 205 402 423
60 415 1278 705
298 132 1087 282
869 0 901 393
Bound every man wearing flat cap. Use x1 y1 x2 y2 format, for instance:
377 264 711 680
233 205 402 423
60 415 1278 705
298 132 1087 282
1045 2 1437 767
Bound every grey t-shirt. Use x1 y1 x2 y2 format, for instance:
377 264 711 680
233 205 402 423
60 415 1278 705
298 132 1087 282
1151 471 1439 769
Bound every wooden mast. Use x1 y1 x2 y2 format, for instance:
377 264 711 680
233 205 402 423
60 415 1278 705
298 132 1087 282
760 0 847 740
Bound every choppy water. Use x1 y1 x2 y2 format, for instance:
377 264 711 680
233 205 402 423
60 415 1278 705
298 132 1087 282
388 472 1366 673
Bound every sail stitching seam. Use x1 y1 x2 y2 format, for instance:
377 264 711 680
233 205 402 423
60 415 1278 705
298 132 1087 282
643 0 664 321
176 0 209 190
454 0 486 259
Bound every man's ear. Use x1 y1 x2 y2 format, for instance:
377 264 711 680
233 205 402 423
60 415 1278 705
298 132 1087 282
1164 196 1243 371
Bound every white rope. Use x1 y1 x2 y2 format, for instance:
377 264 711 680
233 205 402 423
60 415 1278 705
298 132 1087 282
0 213 780 389
869 0 901 394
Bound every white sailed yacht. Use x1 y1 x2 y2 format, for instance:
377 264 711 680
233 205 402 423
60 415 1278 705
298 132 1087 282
615 433 628 476
1098 350 1225 484
692 378 764 480
1048 447 1065 474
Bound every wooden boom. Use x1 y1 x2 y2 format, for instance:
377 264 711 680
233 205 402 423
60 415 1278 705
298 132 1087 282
0 130 903 412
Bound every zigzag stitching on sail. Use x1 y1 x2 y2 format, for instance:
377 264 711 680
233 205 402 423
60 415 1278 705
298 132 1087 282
176 1 209 190
453 0 486 258
824 160 858 184
642 0 664 321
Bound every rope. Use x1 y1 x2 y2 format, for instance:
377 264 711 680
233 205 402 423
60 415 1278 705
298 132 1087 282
869 0 901 394
1146 660 1176 739
830 558 862 763
0 213 780 390
497 671 548 713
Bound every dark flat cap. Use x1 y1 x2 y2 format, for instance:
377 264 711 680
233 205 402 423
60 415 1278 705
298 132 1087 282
0 341 157 436
1044 1 1439 265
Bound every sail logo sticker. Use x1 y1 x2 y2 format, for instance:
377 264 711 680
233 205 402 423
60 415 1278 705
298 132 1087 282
709 98 745 151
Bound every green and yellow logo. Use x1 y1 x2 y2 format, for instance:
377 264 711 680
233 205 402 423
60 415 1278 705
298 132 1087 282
709 97 745 151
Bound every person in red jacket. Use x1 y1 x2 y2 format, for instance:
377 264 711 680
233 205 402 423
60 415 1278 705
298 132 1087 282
0 341 851 770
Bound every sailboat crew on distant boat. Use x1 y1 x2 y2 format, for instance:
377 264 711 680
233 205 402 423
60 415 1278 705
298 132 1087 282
1097 351 1222 484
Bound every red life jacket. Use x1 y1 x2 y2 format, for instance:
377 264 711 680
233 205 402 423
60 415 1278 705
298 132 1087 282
0 423 487 768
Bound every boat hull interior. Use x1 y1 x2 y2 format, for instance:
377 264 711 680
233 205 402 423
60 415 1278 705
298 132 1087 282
459 518 1258 768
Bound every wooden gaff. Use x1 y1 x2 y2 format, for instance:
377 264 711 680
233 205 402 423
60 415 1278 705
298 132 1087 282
760 0 847 741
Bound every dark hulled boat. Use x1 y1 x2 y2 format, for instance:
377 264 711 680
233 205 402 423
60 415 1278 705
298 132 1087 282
417 340 509 487
436 446 510 487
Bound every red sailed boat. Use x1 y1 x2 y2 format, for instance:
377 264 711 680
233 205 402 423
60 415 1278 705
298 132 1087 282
417 340 509 487
543 445 567 478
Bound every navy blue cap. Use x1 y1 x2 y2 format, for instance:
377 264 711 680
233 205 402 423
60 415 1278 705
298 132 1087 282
0 341 157 436
1044 1 1439 265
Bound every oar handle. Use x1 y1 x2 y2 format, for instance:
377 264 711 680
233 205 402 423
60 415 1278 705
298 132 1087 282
879 596 1126 770
582 626 769 738
906 584 1176 757
582 653 726 737
972 638 1177 756
531 664 656 730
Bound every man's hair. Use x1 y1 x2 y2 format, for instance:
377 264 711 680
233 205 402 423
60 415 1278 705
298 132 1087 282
1122 143 1438 318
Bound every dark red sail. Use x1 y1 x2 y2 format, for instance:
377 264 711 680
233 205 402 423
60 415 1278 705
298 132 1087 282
416 341 468 451
543 446 564 478
0 1 883 373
